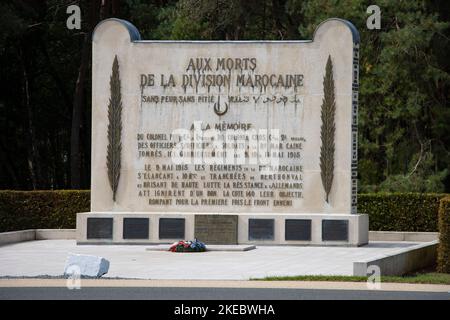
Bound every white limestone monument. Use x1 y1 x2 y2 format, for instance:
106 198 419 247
76 18 368 246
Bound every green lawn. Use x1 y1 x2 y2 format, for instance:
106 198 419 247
252 272 450 285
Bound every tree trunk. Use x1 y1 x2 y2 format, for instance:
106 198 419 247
20 47 41 189
70 0 103 189
0 139 19 189
39 41 72 119
70 33 90 189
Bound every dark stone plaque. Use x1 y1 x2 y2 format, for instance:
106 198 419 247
123 218 149 239
195 215 238 244
159 218 185 239
285 219 311 241
248 219 274 241
87 218 113 239
322 220 348 241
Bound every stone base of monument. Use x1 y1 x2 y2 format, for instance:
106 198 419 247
76 212 368 247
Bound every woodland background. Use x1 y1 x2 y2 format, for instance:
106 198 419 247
0 0 449 192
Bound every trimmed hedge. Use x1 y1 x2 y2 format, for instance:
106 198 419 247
0 191 447 233
0 190 89 232
359 193 446 232
437 196 450 273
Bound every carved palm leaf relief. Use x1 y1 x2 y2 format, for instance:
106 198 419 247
106 55 122 202
320 55 336 203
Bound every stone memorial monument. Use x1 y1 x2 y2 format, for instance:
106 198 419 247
76 18 368 246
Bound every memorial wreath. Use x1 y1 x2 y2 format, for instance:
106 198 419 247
169 239 207 253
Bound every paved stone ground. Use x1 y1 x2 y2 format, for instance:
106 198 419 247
0 240 418 280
